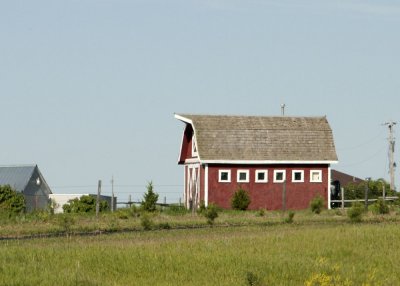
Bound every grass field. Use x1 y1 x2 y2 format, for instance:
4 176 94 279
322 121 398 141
1 214 400 285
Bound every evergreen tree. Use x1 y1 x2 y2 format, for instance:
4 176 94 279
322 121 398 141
141 181 159 212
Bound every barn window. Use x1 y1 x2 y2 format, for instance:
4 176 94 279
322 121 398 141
237 170 249 183
310 170 322 182
273 170 286 183
292 170 304 183
219 170 231 183
191 134 198 157
255 170 268 183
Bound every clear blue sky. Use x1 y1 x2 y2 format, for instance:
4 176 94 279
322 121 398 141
1 0 399 202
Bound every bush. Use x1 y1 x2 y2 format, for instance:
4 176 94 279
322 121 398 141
371 198 390 215
58 214 75 233
284 211 295 224
0 185 25 215
62 195 108 213
256 208 266 217
197 200 206 215
141 213 153 230
141 181 159 212
246 271 263 286
231 187 251 210
203 203 219 225
348 202 364 222
310 196 324 214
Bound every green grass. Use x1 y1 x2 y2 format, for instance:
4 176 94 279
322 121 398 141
1 220 400 285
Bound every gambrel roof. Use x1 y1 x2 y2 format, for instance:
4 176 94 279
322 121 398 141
175 114 338 163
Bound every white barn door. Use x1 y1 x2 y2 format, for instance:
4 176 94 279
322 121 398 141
186 164 200 210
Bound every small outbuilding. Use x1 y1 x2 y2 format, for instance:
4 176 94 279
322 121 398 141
175 114 338 210
0 165 52 212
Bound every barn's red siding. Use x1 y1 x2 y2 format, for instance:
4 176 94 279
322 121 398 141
206 164 329 210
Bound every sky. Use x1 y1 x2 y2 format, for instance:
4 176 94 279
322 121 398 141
1 0 399 203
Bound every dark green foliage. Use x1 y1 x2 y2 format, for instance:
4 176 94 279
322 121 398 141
371 199 390 215
246 271 263 286
231 187 251 210
348 202 364 222
0 185 25 215
141 213 153 230
166 204 187 216
284 211 295 223
62 195 108 213
310 195 324 214
158 222 171 229
203 203 219 225
197 200 206 214
57 214 75 233
141 181 159 212
256 208 266 217
344 179 393 200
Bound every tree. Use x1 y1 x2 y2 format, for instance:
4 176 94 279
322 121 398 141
231 187 251 210
62 195 108 213
0 185 25 214
141 181 159 212
344 178 393 200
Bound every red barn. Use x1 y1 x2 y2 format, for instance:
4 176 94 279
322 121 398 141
175 114 338 210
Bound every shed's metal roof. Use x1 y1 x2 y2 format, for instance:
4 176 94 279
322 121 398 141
0 165 37 192
176 114 338 162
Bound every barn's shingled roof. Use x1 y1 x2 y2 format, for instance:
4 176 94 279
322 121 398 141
175 114 338 162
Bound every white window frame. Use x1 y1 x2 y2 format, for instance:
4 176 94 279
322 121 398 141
237 170 249 183
273 170 286 183
255 170 268 183
218 170 231 183
310 170 322 183
292 170 304 183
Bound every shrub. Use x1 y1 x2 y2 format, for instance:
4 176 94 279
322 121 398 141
158 222 171 230
0 185 25 215
310 195 324 214
371 198 390 215
284 211 295 224
246 271 263 286
62 195 108 213
256 208 266 217
203 203 219 225
231 187 251 210
197 200 206 215
58 214 75 233
141 213 153 230
347 202 364 222
141 181 159 212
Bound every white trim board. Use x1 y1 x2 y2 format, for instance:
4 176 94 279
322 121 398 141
200 160 338 165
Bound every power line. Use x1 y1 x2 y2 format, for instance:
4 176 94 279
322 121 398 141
336 130 385 151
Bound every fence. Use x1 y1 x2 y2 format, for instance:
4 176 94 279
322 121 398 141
331 187 398 209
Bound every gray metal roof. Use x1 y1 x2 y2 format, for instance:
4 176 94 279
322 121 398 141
0 165 37 192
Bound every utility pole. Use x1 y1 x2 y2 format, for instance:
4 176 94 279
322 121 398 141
281 104 286 116
383 121 397 192
96 180 102 218
111 176 114 212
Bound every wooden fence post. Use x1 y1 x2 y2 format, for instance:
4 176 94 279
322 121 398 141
365 179 370 211
341 187 344 210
